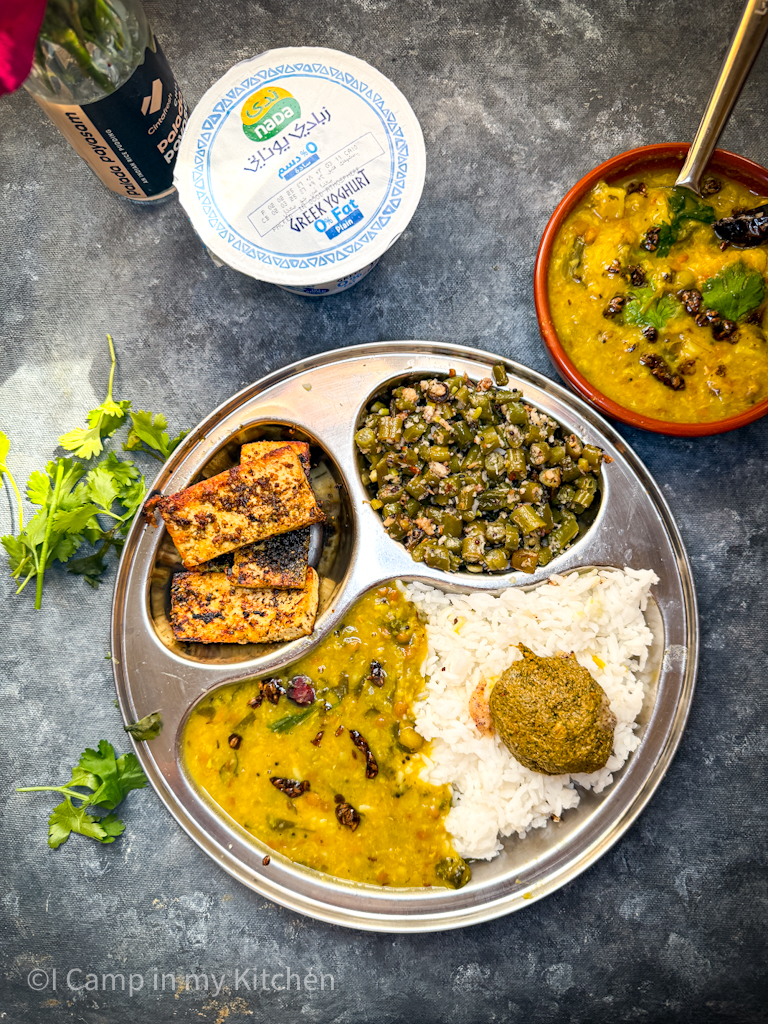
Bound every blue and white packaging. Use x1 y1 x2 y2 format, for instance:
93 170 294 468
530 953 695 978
174 47 426 295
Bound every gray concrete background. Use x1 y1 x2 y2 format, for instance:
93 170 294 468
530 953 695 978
1 1 766 1021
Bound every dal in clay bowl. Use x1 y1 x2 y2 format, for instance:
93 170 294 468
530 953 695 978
534 143 768 436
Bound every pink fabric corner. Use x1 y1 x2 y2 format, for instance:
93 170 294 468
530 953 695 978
0 0 49 96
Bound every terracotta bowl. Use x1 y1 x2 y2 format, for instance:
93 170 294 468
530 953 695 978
534 142 768 436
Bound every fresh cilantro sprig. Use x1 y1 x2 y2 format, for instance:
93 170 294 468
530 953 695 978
1 337 187 605
1 451 144 604
58 335 187 462
646 187 716 258
2 456 99 606
59 335 131 459
701 261 765 322
16 740 147 849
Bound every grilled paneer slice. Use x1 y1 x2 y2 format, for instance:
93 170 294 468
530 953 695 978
241 439 310 477
232 442 312 587
171 567 319 644
230 526 310 589
144 446 325 568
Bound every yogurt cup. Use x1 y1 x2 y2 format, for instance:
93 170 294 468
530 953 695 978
174 47 426 295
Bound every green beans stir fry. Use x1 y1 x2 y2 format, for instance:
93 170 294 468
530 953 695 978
355 368 605 574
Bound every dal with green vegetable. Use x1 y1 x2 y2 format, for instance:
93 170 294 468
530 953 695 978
549 169 768 422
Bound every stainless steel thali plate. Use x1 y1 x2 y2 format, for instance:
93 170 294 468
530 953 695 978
111 341 698 932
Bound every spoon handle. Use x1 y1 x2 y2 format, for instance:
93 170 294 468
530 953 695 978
676 0 768 193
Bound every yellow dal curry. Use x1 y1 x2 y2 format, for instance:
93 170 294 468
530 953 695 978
549 169 768 422
183 586 470 889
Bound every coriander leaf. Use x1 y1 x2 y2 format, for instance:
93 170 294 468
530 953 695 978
65 765 100 793
653 222 676 258
76 742 147 809
52 503 102 537
125 410 188 462
58 336 130 460
86 462 120 513
78 740 125 810
124 711 163 741
1 533 30 576
47 799 119 848
57 481 90 514
654 294 682 325
625 284 655 308
99 814 126 840
701 261 765 321
625 290 682 331
86 399 132 440
26 470 53 508
27 459 85 509
2 344 181 606
4 447 144 602
81 519 108 546
101 451 140 490
67 550 109 588
23 509 50 549
115 751 148 796
667 187 716 225
116 476 146 530
85 453 144 526
59 423 109 461
646 190 716 258
48 531 83 566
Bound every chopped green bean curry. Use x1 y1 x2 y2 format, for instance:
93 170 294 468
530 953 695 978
183 586 470 889
549 169 768 422
355 370 604 574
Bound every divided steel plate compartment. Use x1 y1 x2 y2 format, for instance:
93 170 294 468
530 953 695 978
111 341 698 932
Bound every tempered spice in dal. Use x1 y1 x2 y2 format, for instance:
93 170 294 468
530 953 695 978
183 586 470 888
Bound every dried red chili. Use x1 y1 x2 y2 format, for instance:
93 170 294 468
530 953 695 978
335 802 361 831
349 730 378 779
270 777 310 798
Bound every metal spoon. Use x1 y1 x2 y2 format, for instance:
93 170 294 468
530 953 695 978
676 0 768 194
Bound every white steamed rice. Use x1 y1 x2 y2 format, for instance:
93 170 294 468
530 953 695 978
405 567 658 861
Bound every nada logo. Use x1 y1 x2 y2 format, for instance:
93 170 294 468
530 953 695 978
141 79 162 116
241 87 300 142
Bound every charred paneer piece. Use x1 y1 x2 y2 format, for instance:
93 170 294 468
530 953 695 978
144 446 325 568
232 440 312 588
241 439 310 477
230 526 310 589
170 567 319 644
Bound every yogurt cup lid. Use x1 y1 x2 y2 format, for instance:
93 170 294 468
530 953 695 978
174 47 426 286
